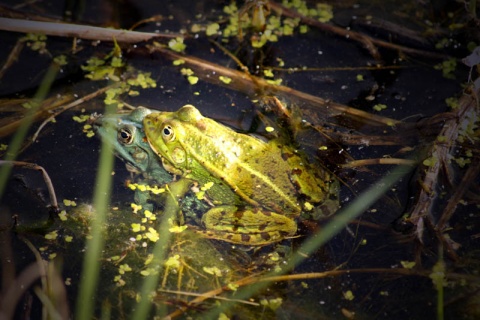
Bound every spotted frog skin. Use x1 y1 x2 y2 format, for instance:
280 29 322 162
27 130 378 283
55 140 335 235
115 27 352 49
144 104 334 245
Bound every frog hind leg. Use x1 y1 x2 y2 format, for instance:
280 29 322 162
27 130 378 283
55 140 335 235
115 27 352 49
200 206 297 245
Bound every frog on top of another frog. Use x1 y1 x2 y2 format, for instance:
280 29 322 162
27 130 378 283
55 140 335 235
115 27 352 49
144 104 337 245
92 107 209 218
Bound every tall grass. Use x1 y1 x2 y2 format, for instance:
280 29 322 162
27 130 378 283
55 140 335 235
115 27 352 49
75 104 116 320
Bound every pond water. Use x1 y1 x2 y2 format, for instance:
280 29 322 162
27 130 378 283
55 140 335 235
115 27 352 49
0 0 478 319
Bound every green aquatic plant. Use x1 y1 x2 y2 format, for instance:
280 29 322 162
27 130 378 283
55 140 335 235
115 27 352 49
434 58 457 79
20 33 49 55
195 1 333 48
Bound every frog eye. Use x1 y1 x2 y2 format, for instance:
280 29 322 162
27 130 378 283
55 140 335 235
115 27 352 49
118 127 134 144
162 125 175 142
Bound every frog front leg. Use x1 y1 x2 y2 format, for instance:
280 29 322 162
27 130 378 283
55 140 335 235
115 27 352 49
201 206 297 245
164 178 195 226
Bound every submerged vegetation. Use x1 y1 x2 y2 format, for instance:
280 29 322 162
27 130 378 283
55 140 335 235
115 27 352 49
0 0 479 319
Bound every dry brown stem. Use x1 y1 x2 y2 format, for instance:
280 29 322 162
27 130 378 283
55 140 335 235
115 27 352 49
148 45 401 127
0 17 181 43
342 158 417 168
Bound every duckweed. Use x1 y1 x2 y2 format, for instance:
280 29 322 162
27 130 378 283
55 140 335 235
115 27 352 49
168 37 186 52
45 230 58 240
187 75 199 85
63 199 77 206
219 75 232 84
373 104 387 111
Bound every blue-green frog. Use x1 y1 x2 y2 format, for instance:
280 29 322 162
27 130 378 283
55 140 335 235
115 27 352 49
91 107 171 184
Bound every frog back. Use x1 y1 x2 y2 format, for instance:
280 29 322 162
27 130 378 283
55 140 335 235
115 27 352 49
177 120 302 215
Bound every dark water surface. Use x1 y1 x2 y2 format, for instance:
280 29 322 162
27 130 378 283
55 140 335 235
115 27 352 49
0 0 478 319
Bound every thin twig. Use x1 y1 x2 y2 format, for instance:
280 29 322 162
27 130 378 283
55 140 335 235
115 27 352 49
31 84 117 144
0 38 24 81
436 158 480 231
341 158 417 168
157 288 259 306
209 39 250 74
0 160 58 211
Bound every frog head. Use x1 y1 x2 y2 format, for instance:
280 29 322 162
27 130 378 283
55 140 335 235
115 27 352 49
92 107 172 183
143 105 206 175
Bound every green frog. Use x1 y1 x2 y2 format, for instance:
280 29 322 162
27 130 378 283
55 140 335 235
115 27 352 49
144 104 336 245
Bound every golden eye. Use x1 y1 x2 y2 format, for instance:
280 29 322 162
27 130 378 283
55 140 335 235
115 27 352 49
162 125 175 142
118 127 134 144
